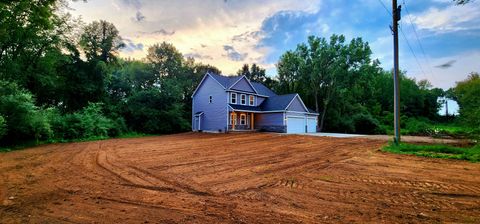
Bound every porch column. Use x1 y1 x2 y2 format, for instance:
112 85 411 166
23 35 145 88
251 113 254 130
232 112 236 130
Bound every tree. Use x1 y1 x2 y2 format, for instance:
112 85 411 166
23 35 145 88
146 42 184 79
236 63 276 89
79 20 124 63
0 80 52 144
124 79 189 134
0 115 6 140
277 34 384 132
237 64 251 78
277 51 301 94
0 0 76 106
453 72 480 127
237 63 266 82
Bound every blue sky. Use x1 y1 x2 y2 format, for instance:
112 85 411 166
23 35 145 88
69 0 480 93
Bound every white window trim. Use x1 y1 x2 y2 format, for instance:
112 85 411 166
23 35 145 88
230 93 237 104
240 114 246 125
240 94 246 105
209 95 212 104
230 113 237 125
249 95 255 106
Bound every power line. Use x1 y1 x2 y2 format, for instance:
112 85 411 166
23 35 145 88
377 0 392 16
399 23 428 79
377 0 428 80
402 0 435 79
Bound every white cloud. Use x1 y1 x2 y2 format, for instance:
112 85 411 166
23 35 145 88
68 0 322 74
412 2 480 34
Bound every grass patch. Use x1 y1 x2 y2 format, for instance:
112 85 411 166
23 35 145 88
383 142 480 162
430 124 480 140
0 132 154 153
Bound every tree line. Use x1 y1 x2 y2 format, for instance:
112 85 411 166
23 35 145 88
1 0 478 146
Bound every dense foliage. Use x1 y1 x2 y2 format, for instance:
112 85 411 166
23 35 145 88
275 35 447 134
0 1 217 146
0 1 476 147
452 73 480 128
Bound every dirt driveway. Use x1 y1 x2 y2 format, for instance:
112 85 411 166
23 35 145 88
1 133 480 223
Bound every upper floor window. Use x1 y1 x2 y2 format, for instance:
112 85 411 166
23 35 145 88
249 95 254 106
230 93 237 104
240 94 246 105
209 95 212 103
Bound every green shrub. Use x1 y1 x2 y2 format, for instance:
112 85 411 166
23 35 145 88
125 87 190 134
403 117 432 136
48 103 119 140
353 113 380 134
0 80 52 145
0 115 6 139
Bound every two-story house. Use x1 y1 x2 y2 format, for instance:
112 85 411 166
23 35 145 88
191 72 319 133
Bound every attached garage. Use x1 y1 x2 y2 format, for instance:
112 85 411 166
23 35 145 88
307 117 317 133
286 116 305 133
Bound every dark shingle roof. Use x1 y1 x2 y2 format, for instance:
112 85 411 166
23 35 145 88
260 94 297 111
208 73 243 89
207 72 318 114
229 104 263 112
251 82 277 97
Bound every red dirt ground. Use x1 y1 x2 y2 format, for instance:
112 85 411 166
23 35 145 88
1 133 480 223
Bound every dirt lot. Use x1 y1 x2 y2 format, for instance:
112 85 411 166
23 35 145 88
1 133 480 223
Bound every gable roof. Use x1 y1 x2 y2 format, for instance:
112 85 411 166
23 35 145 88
229 76 257 93
286 94 309 112
251 82 277 97
191 73 226 97
208 73 260 94
260 93 297 111
193 72 318 114
208 73 242 88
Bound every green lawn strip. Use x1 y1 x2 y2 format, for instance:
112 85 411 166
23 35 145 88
0 132 154 153
383 142 480 162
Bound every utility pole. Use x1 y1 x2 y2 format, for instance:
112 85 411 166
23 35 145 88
445 100 449 117
392 0 401 144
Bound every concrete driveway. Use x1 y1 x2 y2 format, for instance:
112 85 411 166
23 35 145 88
293 132 469 144
302 132 366 138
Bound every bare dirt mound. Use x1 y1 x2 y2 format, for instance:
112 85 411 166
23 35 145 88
1 133 480 223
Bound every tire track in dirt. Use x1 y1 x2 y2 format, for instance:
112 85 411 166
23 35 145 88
337 176 480 194
95 143 213 196
2 133 480 224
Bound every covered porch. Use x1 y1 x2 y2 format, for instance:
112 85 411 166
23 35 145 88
228 111 256 131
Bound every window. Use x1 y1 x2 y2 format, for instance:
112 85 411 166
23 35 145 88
240 94 246 105
249 95 254 106
230 113 237 125
230 93 237 104
209 95 212 103
240 114 246 125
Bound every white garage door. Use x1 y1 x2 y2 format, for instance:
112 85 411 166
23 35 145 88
307 118 317 133
286 116 305 133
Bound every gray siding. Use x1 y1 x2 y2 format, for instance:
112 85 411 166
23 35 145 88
255 112 285 132
192 75 228 132
287 96 307 112
230 77 255 93
256 96 266 106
